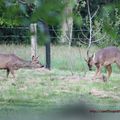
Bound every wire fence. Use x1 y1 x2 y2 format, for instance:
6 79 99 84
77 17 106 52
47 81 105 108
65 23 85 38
0 26 89 45
0 26 30 44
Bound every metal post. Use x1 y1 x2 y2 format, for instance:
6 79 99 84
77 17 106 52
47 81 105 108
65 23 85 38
37 20 51 69
45 41 51 69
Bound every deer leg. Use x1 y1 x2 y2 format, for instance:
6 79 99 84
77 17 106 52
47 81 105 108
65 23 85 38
97 68 102 78
6 69 10 78
11 70 15 79
93 64 102 80
6 64 16 80
93 68 99 79
9 69 15 78
105 65 112 80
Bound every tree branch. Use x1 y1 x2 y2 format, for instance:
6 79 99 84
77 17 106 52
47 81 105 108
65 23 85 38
18 0 27 4
87 0 92 51
51 26 61 41
78 35 88 45
92 33 106 43
80 28 89 40
91 5 100 19
87 0 91 18
92 27 102 38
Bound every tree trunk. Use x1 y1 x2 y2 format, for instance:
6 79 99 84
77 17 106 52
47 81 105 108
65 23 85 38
30 23 37 57
61 2 73 45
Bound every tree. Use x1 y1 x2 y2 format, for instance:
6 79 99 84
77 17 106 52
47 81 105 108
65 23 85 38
60 0 75 45
100 1 120 46
77 0 106 56
72 0 120 49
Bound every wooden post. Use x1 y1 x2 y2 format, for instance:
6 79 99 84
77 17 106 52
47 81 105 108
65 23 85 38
30 23 37 57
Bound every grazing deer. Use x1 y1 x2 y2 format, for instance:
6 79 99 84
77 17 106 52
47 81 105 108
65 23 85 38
85 46 120 81
0 54 44 78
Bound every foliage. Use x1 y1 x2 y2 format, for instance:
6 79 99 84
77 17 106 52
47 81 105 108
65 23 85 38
73 0 85 26
73 0 120 47
0 27 30 45
101 4 120 40
0 0 120 46
0 0 67 44
94 2 120 47
0 0 67 26
0 0 21 26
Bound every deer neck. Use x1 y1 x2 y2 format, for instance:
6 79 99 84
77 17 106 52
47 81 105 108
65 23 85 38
17 60 33 68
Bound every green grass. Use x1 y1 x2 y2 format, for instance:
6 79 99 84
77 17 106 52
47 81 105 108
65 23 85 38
0 45 119 111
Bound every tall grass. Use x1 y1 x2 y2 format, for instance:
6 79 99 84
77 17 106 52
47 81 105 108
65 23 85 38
0 44 119 73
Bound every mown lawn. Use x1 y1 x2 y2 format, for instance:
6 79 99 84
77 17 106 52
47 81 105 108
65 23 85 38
0 45 119 111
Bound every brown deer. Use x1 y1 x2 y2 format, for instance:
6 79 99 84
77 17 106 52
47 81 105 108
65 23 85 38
0 54 44 78
85 46 120 81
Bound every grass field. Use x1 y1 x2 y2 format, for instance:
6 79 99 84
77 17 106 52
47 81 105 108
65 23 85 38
0 45 119 111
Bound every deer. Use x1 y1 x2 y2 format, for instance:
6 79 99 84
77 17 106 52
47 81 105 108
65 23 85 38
85 46 120 81
0 54 44 78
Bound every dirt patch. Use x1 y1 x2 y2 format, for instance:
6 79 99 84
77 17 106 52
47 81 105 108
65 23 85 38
89 88 120 100
35 68 107 83
35 68 51 73
59 75 81 82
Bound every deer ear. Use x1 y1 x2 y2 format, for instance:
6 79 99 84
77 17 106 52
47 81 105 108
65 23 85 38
91 53 95 59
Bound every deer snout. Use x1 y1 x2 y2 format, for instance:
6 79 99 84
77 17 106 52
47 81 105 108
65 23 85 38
88 64 93 71
89 68 92 71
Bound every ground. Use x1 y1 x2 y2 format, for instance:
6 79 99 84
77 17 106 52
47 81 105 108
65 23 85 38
0 68 119 111
0 45 119 112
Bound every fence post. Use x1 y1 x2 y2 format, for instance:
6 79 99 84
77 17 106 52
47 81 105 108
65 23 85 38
30 23 37 57
45 40 51 69
37 21 51 69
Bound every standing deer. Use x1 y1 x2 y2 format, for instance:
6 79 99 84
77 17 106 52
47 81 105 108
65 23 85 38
85 46 120 81
0 54 44 78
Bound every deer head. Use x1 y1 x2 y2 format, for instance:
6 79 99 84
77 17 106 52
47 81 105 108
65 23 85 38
31 56 44 68
85 49 95 71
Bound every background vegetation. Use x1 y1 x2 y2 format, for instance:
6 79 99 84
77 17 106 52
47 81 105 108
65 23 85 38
0 0 120 47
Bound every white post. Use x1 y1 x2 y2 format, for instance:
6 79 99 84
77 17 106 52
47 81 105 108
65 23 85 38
30 23 37 57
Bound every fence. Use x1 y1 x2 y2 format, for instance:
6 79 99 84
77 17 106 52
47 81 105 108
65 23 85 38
0 26 89 45
0 26 30 44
